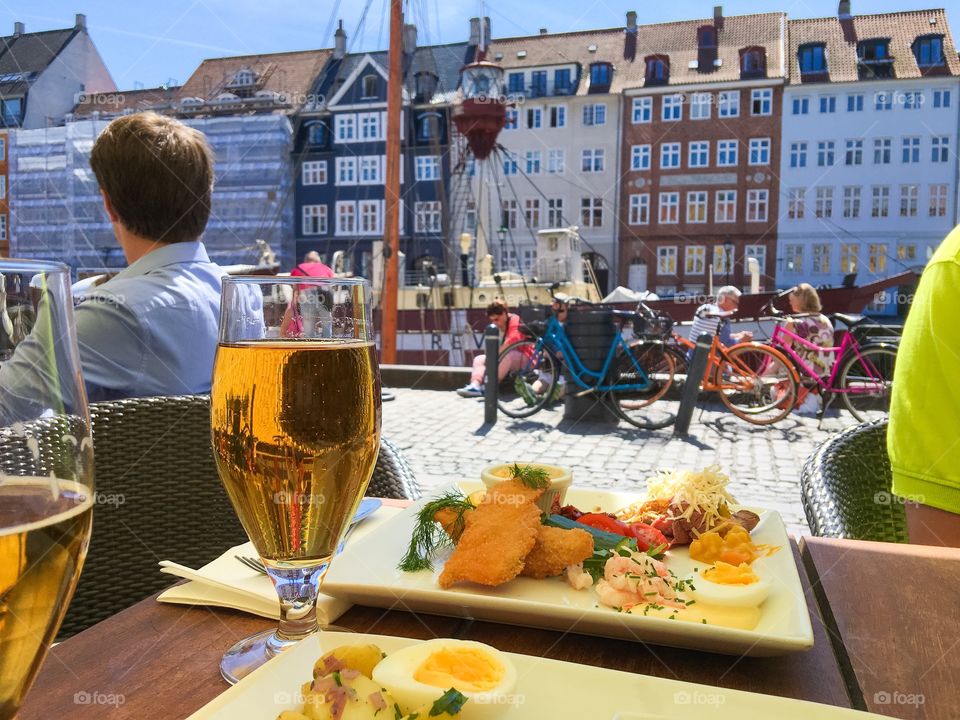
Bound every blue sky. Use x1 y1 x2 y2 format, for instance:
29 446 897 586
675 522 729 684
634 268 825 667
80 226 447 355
11 1 959 88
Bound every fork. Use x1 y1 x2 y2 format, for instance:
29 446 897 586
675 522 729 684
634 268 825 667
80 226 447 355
235 523 360 575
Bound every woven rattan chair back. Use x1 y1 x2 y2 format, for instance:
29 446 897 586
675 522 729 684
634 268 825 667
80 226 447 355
800 419 908 542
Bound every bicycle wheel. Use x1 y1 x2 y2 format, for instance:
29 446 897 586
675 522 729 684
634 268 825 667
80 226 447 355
838 344 896 423
496 339 558 418
607 341 677 430
714 343 798 425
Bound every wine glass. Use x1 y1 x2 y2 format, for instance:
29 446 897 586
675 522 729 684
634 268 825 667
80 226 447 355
0 261 94 717
211 275 382 684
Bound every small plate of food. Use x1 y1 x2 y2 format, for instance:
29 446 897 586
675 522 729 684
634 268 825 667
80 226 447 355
187 632 883 719
322 464 814 657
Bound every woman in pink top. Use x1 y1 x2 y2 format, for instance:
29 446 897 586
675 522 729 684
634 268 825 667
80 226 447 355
457 300 531 397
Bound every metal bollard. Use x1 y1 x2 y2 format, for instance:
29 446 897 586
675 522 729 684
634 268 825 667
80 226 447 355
484 323 499 424
673 333 713 437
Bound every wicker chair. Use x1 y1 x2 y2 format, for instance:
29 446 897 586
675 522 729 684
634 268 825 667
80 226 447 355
9 394 419 638
800 419 908 543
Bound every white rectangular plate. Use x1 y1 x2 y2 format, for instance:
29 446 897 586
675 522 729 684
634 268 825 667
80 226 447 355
322 485 814 657
188 631 880 719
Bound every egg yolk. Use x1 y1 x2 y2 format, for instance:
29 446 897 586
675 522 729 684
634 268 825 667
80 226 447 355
703 561 759 585
414 648 503 693
689 526 757 566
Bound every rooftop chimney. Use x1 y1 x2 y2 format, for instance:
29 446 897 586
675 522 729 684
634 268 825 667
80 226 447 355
714 6 724 30
334 20 346 59
469 17 481 46
13 21 23 36
539 27 548 35
838 0 852 20
403 23 417 55
626 11 637 32
75 13 86 30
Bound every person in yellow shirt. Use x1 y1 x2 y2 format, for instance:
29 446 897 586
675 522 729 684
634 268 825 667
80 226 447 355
888 225 960 547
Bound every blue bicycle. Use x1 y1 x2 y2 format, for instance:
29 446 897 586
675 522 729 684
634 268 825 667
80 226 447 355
496 302 677 429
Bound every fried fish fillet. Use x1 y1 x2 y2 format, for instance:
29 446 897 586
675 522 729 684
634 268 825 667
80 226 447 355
433 506 472 543
520 525 594 579
437 480 543 588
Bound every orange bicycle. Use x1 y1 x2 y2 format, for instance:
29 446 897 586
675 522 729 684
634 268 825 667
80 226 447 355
669 332 800 425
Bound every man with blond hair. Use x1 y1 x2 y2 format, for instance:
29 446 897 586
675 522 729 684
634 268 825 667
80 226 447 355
1 111 230 400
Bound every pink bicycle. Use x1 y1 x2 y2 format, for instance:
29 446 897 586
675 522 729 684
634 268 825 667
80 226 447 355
762 292 898 423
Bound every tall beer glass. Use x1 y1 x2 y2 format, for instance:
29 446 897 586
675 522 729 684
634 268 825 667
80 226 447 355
212 276 381 683
0 261 94 717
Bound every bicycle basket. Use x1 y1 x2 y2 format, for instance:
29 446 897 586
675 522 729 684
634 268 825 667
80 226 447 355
517 304 550 338
633 314 674 339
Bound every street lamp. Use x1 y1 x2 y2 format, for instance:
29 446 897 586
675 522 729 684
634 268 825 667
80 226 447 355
497 226 507 272
458 232 472 288
723 239 734 287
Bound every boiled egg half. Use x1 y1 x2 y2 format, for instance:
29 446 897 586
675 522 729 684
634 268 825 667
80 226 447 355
372 639 517 719
686 560 771 608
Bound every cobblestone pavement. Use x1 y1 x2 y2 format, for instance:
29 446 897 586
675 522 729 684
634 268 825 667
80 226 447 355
383 388 862 536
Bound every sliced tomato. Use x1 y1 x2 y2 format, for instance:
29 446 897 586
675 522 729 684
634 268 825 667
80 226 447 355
629 522 670 552
576 512 631 537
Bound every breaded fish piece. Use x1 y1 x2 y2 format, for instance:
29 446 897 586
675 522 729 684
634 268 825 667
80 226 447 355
520 525 594 579
433 506 472 543
438 481 543 588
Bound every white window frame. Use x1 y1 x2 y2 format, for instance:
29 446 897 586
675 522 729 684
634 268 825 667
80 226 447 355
845 139 864 166
842 186 862 219
358 112 381 140
631 144 651 171
751 88 772 116
334 114 356 142
930 184 949 217
657 246 677 276
788 188 805 219
414 201 442 233
690 93 712 120
744 245 766 274
547 197 564 226
547 149 565 174
580 197 603 228
684 246 706 275
662 94 683 121
746 189 769 222
526 106 543 129
335 157 357 185
359 199 383 235
632 96 652 123
658 192 680 224
816 187 833 218
812 244 831 274
817 140 836 167
358 155 382 184
581 148 604 173
789 141 807 168
688 141 709 168
302 204 327 235
901 136 920 164
335 201 356 235
549 104 567 128
932 136 950 163
415 155 440 181
748 138 770 166
717 139 738 167
628 194 650 225
718 90 739 117
899 184 919 217
871 185 890 218
660 143 681 169
301 160 327 186
525 150 542 174
715 190 737 223
686 191 708 224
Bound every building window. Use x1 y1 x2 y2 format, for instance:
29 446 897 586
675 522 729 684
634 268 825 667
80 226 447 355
717 140 738 167
530 70 548 97
792 97 809 115
465 201 477 231
0 176 4 200
690 93 712 120
715 190 737 223
302 205 327 235
501 199 518 229
789 142 807 168
842 186 862 218
631 144 651 171
845 139 863 166
788 188 805 219
359 200 382 235
632 97 652 123
549 105 566 128
335 114 356 142
645 56 670 85
868 244 887 274
871 185 890 218
819 95 837 113
359 156 383 184
582 103 607 126
525 150 542 174
526 107 542 129
362 74 378 98
751 88 772 116
417 113 441 140
628 194 650 225
302 161 327 186
415 201 442 233
660 143 681 169
662 94 683 121
658 193 680 224
685 246 706 275
818 140 836 166
873 138 891 164
913 34 945 67
875 92 893 111
902 91 923 110
840 243 860 274
934 89 952 108
718 90 740 117
784 244 804 273
554 68 573 94
589 62 612 90
580 197 603 227
0 137 5 161
902 136 920 163
741 47 766 77
743 246 766 276
336 157 357 185
502 151 519 175
749 138 771 165
847 93 864 112
713 245 735 276
547 149 565 174
858 39 893 78
504 108 518 129
932 136 950 163
746 189 769 222
899 185 919 217
415 155 440 181
930 184 949 217
657 247 677 276
688 141 709 168
306 122 328 146
524 198 541 228
336 201 356 235
897 244 917 262
581 148 604 173
507 72 524 93
812 244 831 274
799 43 827 74
816 187 834 218
547 198 564 226
686 191 708 223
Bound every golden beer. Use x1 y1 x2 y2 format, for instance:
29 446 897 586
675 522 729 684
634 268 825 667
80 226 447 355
211 340 381 564
0 479 92 717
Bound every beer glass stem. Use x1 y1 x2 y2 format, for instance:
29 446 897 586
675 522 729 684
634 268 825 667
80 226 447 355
265 563 326 655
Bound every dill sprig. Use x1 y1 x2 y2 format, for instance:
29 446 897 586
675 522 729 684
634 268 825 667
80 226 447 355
509 463 551 489
398 490 475 572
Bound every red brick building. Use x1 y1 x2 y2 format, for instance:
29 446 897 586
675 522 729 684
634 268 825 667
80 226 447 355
617 11 786 296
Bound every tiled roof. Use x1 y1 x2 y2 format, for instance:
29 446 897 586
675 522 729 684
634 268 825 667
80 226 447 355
787 10 960 83
178 48 332 113
488 12 787 94
72 86 181 117
0 28 78 95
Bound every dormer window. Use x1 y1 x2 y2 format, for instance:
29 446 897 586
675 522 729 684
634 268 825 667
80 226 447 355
362 74 378 98
697 26 717 49
740 47 766 78
554 68 573 95
644 55 669 86
306 121 329 146
913 35 945 68
858 39 894 79
798 43 827 75
230 68 257 87
507 72 524 94
589 63 612 93
415 71 438 102
417 112 442 141
530 70 548 97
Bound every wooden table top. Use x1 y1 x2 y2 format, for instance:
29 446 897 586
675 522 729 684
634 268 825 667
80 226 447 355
802 537 960 720
18 542 851 719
